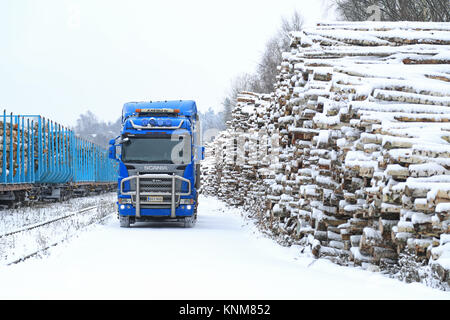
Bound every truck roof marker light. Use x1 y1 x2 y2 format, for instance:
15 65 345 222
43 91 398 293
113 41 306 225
135 108 179 114
129 119 184 130
149 118 157 127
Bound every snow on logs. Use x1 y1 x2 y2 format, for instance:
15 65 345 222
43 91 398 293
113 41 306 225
201 22 450 285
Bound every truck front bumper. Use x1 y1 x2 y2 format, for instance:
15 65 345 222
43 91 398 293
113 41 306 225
120 173 191 218
118 204 194 218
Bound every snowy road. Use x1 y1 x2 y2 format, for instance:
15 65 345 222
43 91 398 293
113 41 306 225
0 196 448 299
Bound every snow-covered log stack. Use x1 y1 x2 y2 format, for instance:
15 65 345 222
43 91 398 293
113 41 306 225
201 92 276 218
202 21 450 287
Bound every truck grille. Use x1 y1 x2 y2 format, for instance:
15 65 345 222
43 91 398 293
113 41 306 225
120 172 192 217
129 173 182 194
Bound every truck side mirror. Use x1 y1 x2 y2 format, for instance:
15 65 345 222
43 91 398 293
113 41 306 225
109 138 116 160
201 146 205 160
109 145 116 160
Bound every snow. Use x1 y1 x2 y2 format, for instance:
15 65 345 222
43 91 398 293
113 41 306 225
304 28 392 46
363 227 382 240
411 212 432 225
0 193 115 235
386 164 408 176
351 101 450 115
316 130 331 146
397 221 415 233
0 195 448 299
440 234 450 246
409 163 448 177
427 184 450 202
345 150 378 170
413 143 450 154
0 193 117 265
350 247 372 263
434 51 450 60
241 105 255 115
436 203 450 213
431 242 450 269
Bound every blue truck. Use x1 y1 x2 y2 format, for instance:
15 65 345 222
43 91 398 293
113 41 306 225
109 100 204 228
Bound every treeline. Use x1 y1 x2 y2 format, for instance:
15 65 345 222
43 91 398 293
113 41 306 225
334 0 449 22
72 111 122 148
221 11 305 126
73 108 224 147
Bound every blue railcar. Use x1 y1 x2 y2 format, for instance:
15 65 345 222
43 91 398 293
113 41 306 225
0 110 118 206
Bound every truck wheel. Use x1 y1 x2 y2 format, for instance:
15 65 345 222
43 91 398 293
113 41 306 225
119 216 130 228
194 193 199 214
195 164 201 189
183 215 196 228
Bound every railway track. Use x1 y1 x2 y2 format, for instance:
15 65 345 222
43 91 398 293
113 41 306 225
0 204 115 266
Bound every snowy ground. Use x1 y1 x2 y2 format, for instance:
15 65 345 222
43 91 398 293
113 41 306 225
0 195 448 299
0 193 117 234
0 193 116 265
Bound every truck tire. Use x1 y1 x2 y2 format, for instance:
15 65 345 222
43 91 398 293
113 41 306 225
194 193 199 214
183 215 196 228
195 164 201 189
119 216 130 228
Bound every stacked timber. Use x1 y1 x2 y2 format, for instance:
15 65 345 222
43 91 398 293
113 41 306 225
0 116 101 183
202 22 450 286
201 92 275 217
0 120 39 177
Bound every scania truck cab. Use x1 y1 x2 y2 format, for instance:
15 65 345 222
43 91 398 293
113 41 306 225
109 100 204 228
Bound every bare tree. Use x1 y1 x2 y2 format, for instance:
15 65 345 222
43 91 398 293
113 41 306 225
220 10 306 127
221 73 262 127
256 11 305 93
256 36 284 93
280 11 305 49
221 97 233 127
334 0 450 22
199 107 226 138
74 111 121 148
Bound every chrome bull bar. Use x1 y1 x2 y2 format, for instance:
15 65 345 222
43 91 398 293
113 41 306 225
120 174 191 218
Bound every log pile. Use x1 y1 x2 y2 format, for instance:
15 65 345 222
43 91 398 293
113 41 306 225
0 120 39 177
201 22 450 287
0 117 86 181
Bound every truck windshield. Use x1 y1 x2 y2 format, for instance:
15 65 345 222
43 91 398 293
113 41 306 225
121 135 191 164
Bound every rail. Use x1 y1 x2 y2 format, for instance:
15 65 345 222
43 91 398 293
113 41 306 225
0 205 98 239
1 205 111 265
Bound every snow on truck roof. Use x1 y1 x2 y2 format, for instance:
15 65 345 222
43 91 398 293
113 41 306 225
123 100 197 118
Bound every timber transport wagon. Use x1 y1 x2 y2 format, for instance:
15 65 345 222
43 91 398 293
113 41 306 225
0 110 118 208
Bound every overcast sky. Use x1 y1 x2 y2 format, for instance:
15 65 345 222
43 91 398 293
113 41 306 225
0 0 336 126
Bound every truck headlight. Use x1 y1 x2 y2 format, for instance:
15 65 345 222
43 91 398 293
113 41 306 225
187 205 192 210
119 198 132 204
180 199 194 205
